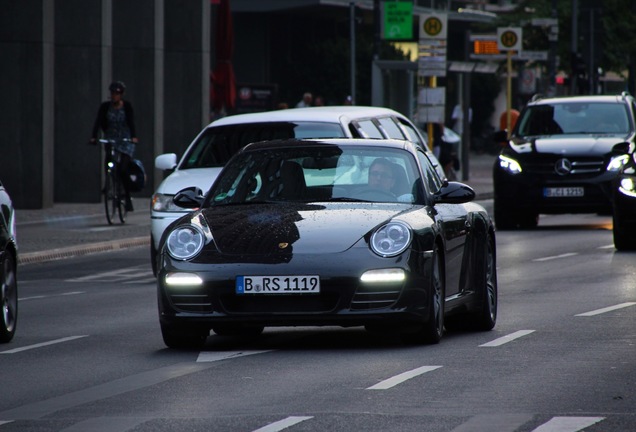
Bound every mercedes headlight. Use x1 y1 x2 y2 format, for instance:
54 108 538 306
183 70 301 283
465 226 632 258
607 154 629 172
167 225 205 260
370 221 412 257
498 155 522 175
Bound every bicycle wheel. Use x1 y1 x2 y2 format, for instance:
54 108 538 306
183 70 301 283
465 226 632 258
103 171 118 225
117 178 128 224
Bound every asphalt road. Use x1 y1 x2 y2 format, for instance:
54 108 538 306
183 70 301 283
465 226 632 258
2 210 635 432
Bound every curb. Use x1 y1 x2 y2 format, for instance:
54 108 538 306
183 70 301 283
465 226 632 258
18 236 150 266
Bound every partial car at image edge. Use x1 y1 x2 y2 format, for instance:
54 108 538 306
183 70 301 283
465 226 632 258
0 180 18 343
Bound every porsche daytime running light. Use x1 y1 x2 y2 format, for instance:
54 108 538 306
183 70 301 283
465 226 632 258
167 225 205 260
370 221 412 257
498 155 522 174
607 154 630 172
165 272 203 286
619 178 636 197
360 268 406 283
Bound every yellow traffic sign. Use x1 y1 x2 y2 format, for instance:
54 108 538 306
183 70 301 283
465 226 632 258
497 27 522 51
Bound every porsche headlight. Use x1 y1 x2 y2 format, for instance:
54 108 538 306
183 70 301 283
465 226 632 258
167 225 205 260
498 155 522 174
370 221 412 257
152 193 186 212
607 154 629 172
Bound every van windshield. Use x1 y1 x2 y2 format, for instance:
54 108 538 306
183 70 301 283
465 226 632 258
180 122 346 169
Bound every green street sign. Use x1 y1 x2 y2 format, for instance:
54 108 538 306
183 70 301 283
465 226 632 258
383 1 413 40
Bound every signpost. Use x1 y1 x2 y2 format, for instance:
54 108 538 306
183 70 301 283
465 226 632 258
497 27 522 135
418 12 448 146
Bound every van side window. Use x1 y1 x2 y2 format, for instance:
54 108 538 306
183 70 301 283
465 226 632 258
397 119 428 150
356 119 384 138
378 117 406 140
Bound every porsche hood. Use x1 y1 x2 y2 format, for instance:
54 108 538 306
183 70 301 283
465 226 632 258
195 202 411 255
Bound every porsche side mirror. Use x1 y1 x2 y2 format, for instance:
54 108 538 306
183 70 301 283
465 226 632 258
173 187 205 209
434 181 475 204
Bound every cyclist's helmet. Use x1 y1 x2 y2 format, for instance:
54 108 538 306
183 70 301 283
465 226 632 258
109 81 126 93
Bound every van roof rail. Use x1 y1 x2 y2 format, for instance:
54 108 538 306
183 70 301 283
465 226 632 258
529 94 544 102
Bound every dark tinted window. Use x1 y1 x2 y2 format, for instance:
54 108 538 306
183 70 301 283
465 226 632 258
180 122 346 169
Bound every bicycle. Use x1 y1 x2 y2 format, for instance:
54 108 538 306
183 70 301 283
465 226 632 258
98 138 134 225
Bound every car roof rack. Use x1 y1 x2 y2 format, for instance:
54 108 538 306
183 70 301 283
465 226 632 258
621 91 632 100
529 93 544 102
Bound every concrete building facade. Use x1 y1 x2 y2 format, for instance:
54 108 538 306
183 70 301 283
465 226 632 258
0 0 211 209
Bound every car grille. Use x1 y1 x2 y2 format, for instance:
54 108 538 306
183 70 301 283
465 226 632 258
523 156 605 177
350 285 402 310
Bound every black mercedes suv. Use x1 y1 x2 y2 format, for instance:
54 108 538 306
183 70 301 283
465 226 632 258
493 93 636 238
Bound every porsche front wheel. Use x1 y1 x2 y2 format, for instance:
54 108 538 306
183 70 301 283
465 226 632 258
402 244 444 345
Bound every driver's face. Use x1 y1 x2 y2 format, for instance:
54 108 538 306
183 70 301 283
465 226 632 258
368 165 395 192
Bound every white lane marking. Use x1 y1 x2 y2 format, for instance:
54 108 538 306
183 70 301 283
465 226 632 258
0 421 13 426
123 277 157 285
575 302 636 317
367 365 442 390
532 252 578 262
197 350 273 362
450 413 534 432
480 330 536 347
0 336 88 354
0 362 212 420
252 416 313 432
598 244 615 249
66 266 149 282
531 416 604 432
20 291 85 301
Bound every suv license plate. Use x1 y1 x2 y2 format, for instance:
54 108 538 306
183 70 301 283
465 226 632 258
236 275 320 295
544 187 584 197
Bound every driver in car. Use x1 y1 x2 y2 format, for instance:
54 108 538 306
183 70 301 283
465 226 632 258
368 158 396 193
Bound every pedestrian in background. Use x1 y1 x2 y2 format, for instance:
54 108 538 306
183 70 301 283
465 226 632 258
296 92 313 108
90 80 138 211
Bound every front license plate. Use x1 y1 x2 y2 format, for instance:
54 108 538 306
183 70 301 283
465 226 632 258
236 275 320 295
544 187 584 197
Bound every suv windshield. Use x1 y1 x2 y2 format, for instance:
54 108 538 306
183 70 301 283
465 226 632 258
517 102 631 136
180 122 346 169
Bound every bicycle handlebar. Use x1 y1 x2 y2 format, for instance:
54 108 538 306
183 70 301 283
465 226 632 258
97 138 135 144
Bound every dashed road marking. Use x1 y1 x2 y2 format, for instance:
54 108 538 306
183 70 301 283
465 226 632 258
576 302 636 317
252 416 314 432
532 252 578 262
367 365 442 390
480 330 535 347
20 291 84 301
531 416 604 431
197 350 273 363
0 336 88 354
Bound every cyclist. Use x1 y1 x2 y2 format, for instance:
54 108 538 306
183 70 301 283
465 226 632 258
90 81 138 211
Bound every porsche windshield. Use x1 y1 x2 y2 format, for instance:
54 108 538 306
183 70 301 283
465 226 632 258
208 145 422 205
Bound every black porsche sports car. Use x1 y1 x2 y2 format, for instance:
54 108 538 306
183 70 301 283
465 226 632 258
157 138 497 349
0 179 17 343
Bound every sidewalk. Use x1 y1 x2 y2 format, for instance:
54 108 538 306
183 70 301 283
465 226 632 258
14 151 496 265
